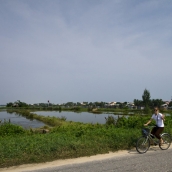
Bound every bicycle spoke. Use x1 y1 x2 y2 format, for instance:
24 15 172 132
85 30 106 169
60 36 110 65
159 133 171 150
136 136 150 154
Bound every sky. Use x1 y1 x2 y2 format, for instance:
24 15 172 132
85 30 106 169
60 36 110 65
0 0 172 105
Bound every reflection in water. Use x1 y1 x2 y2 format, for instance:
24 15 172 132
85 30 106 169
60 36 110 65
0 111 45 129
0 111 129 128
32 111 125 124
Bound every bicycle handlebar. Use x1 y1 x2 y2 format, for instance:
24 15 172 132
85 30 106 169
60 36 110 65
143 125 156 129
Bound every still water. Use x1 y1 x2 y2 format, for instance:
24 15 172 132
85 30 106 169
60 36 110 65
0 111 123 128
0 111 45 129
33 111 123 124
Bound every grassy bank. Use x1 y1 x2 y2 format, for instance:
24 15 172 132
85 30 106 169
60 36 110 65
0 123 140 168
0 109 172 168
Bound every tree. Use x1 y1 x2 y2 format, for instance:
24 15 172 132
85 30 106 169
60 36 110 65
142 89 151 106
134 99 143 106
168 101 172 107
16 100 28 107
150 99 163 108
6 102 13 107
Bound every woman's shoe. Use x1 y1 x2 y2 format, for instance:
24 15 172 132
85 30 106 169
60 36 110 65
159 139 164 146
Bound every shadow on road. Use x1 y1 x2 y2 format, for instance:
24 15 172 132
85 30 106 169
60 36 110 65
127 145 161 154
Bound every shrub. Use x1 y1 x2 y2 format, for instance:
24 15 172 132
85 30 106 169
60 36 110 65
0 121 26 137
105 116 116 125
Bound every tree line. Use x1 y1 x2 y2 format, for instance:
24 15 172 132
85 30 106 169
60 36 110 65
6 89 172 108
134 89 172 108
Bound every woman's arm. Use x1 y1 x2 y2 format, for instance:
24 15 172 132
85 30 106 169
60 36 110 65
161 114 165 121
144 118 152 126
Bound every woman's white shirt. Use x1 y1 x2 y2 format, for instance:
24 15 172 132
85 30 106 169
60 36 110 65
151 113 164 127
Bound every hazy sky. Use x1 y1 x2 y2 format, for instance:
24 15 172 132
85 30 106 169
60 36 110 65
0 0 172 105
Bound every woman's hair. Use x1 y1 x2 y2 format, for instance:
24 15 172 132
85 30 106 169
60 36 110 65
154 107 159 110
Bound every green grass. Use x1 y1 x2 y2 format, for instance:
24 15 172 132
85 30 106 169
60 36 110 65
0 124 140 168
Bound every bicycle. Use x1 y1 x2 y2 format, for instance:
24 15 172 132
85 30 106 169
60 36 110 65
136 126 171 154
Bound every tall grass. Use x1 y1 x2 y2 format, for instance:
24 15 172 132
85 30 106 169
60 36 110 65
0 123 140 168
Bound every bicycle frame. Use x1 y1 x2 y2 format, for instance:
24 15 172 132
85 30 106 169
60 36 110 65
147 134 159 145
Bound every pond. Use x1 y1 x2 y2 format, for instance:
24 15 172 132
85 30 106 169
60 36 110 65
32 111 124 124
0 110 125 128
0 111 46 129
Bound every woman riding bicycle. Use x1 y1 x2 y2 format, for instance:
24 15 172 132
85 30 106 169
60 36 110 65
144 107 165 145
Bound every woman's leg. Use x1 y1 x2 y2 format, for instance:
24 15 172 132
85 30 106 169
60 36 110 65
151 127 157 136
150 127 157 145
154 127 164 144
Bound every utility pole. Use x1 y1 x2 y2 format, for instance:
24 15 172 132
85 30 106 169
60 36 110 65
48 100 49 107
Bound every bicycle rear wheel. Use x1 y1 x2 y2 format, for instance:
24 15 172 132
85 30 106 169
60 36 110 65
136 136 150 154
159 133 171 150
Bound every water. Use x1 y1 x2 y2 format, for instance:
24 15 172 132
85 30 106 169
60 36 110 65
0 111 45 129
32 111 123 124
0 110 125 128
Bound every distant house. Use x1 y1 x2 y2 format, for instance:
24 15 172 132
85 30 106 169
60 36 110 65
105 102 117 107
163 101 170 105
161 104 168 109
12 103 19 107
137 106 145 110
126 104 137 109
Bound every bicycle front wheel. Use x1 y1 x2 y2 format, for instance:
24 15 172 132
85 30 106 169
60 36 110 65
159 133 171 150
136 136 150 154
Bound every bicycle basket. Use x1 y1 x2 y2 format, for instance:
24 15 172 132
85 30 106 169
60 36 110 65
142 128 150 136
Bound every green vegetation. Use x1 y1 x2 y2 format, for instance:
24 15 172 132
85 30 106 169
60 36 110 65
142 89 151 106
0 123 139 168
134 89 165 108
6 100 29 108
0 109 172 168
0 121 27 137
